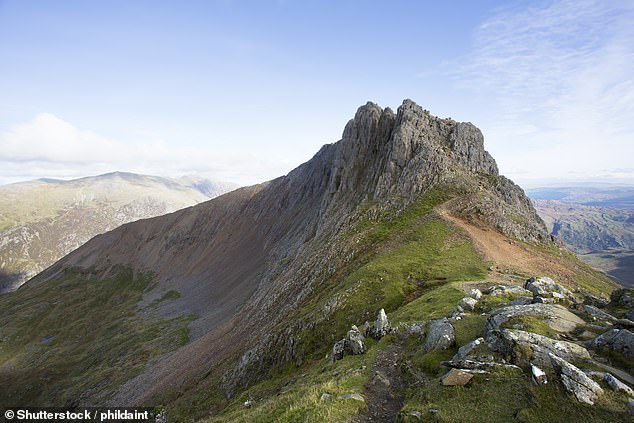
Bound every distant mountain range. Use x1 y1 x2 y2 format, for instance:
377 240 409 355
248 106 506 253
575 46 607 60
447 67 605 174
0 172 237 293
529 186 634 287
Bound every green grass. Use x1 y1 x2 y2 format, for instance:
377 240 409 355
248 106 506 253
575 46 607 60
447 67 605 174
0 267 193 406
148 289 182 308
500 315 560 339
204 339 388 423
400 370 630 423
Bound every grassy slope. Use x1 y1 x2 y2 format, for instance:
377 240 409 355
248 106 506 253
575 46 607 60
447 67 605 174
200 187 621 423
0 267 192 406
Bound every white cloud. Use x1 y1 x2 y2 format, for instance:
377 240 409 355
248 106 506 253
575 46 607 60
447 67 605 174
0 113 292 186
454 0 634 185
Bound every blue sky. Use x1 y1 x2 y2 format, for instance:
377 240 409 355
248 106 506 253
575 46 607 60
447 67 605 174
0 0 632 187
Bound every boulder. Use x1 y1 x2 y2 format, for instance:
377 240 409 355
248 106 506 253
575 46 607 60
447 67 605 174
626 310 634 321
459 297 477 311
452 337 485 361
550 353 604 405
423 318 455 352
510 296 533 306
484 303 584 336
469 288 482 300
593 329 634 358
345 325 366 355
488 329 590 368
584 304 617 322
370 308 391 339
603 373 634 397
486 285 532 296
441 368 474 386
524 276 573 300
331 339 345 362
628 398 634 416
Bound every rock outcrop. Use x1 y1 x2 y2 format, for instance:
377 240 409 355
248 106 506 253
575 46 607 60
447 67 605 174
370 309 391 340
488 329 591 368
592 329 634 358
549 353 604 405
423 318 455 352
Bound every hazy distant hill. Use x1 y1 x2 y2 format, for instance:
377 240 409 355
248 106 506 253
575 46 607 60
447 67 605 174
0 172 237 293
531 189 634 287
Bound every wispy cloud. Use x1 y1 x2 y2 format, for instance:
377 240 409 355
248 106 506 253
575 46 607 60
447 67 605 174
454 0 634 184
0 113 286 186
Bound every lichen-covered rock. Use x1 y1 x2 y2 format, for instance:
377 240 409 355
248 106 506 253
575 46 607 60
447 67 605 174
424 318 455 352
469 288 482 300
584 304 617 322
370 308 391 339
485 285 532 296
345 325 366 355
592 329 634 358
331 339 345 362
549 353 603 405
524 276 573 300
484 303 584 336
459 296 478 311
488 329 590 368
603 373 634 397
452 337 485 361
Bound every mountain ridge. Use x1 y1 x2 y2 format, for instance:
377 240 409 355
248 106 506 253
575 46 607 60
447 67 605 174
0 172 237 293
2 100 622 421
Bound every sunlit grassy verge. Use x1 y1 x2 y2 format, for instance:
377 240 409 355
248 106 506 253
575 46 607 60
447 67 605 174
0 267 192 406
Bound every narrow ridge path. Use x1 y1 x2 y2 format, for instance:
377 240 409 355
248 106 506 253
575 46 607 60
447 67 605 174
350 340 404 423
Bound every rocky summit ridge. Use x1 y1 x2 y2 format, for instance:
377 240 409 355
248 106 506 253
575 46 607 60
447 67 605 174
3 100 627 421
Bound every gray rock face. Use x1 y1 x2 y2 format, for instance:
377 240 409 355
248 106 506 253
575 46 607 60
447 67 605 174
584 305 617 322
459 297 478 311
603 373 634 397
331 339 345 362
452 337 485 362
345 325 366 355
370 309 391 339
628 398 634 416
549 353 604 405
488 329 590 368
593 329 634 358
424 318 455 352
448 122 498 175
484 303 583 337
